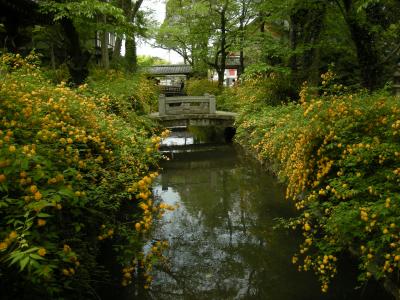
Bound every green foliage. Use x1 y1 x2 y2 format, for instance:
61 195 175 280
39 0 126 30
137 55 169 68
42 64 71 84
85 68 159 116
241 63 291 80
235 77 400 292
186 78 222 97
217 73 296 112
0 53 167 298
156 0 211 72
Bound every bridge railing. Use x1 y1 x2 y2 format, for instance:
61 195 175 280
158 94 216 117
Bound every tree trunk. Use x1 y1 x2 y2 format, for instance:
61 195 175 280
101 30 110 69
301 3 326 85
288 2 326 86
238 20 245 76
342 0 382 90
125 36 137 72
238 0 247 77
60 18 89 85
218 6 228 87
112 35 122 60
289 14 298 75
124 0 143 72
217 68 225 86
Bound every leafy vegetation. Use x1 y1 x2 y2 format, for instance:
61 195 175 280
216 73 295 111
157 0 258 84
0 53 172 298
2 0 400 297
185 78 221 97
234 74 400 293
1 0 153 84
84 68 159 115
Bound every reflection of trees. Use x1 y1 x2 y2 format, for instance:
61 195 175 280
187 126 226 144
150 146 322 299
160 148 237 231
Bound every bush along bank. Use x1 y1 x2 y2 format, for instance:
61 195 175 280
0 53 173 299
235 78 400 296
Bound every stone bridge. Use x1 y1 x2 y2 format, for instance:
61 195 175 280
149 94 236 128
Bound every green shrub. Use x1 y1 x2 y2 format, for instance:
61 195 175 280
42 63 71 84
0 53 171 298
217 73 296 112
85 68 159 115
235 81 400 293
186 78 222 96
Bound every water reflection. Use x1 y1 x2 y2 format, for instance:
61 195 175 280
161 130 194 147
160 126 230 151
150 145 391 300
151 146 382 300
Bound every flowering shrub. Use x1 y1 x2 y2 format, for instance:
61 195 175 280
235 80 400 293
0 53 171 298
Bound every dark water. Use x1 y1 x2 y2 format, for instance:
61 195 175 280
146 130 393 300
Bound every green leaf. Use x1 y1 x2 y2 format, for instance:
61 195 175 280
29 254 45 260
20 256 30 271
58 188 75 198
51 194 62 202
37 213 51 218
20 159 29 170
9 253 24 266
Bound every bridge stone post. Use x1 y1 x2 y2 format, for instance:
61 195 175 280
205 93 216 114
159 94 166 116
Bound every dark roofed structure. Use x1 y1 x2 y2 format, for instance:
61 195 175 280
143 64 193 76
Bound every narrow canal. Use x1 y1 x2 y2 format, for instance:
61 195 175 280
145 128 393 300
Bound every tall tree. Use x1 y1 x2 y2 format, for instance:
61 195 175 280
235 0 257 76
332 0 400 89
208 0 232 86
248 0 400 90
123 0 144 72
156 0 211 76
100 14 110 69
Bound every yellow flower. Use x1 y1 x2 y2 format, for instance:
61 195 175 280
62 268 70 276
38 247 46 257
0 242 8 250
63 244 71 253
135 223 141 231
30 185 38 193
8 145 16 153
34 191 42 201
37 219 46 226
9 231 17 239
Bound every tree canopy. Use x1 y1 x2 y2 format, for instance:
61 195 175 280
156 0 400 90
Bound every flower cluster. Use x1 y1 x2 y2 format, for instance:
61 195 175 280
0 53 166 297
